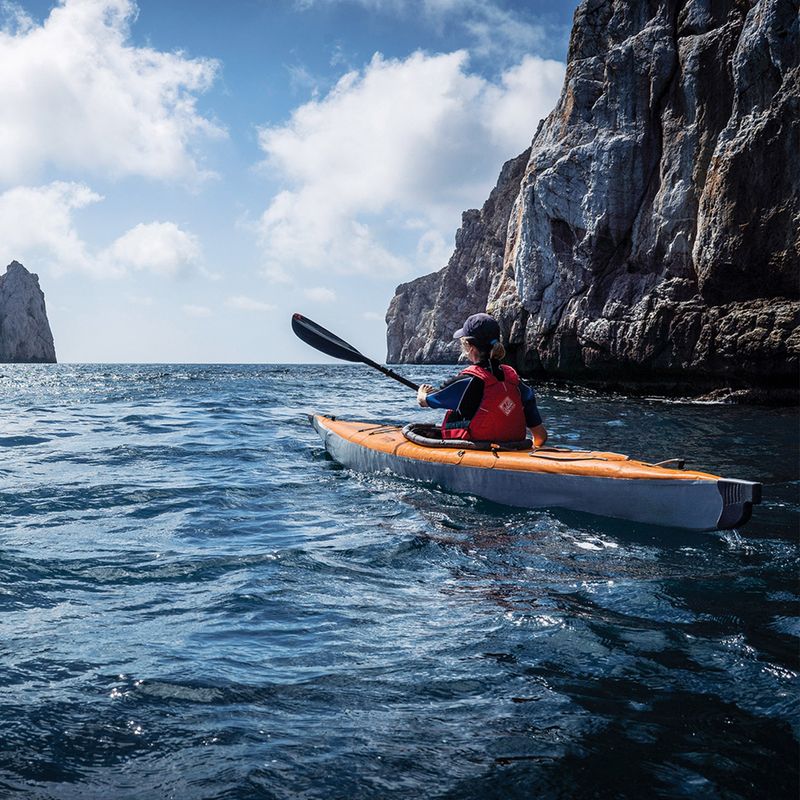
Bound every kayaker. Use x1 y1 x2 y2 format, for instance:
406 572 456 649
416 313 548 447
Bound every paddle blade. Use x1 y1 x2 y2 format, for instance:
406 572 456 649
291 313 365 364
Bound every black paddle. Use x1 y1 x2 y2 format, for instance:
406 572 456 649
292 313 420 391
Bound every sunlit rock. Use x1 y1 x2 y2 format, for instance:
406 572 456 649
387 0 799 400
0 261 57 363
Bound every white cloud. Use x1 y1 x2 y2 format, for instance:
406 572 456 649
294 0 563 63
0 1 35 34
286 63 320 97
0 0 223 185
257 50 563 278
0 181 101 273
483 56 566 153
0 181 202 277
304 286 337 303
226 295 277 312
127 294 154 306
415 229 451 271
102 222 201 277
457 2 549 61
362 311 383 321
182 304 212 317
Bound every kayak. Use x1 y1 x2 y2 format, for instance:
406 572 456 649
310 415 762 531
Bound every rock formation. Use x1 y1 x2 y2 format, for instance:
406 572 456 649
0 261 57 363
386 0 799 399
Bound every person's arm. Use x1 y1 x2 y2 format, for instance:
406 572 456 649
530 423 548 447
418 375 479 412
519 379 547 446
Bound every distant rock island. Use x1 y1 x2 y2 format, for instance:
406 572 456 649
387 0 799 401
0 261 57 363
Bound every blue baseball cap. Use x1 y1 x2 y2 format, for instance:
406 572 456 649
452 313 501 345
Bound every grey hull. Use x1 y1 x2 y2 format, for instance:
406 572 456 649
312 417 760 531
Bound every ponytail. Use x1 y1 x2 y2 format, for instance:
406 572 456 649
490 341 506 361
464 336 506 362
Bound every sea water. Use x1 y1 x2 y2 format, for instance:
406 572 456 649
1 364 798 799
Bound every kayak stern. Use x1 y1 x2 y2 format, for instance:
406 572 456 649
716 479 761 529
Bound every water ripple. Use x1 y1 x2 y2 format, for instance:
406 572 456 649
0 364 797 799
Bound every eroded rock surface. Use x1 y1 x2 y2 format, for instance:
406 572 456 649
0 261 57 363
386 0 799 399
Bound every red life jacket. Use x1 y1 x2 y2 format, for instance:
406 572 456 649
441 363 527 442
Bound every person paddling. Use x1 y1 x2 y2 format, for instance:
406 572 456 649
417 313 548 447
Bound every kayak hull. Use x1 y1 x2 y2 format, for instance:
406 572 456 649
311 415 761 531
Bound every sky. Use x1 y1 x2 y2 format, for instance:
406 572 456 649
0 0 575 363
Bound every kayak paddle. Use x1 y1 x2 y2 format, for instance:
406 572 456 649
291 313 420 391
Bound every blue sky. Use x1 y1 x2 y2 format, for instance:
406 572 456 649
0 0 574 362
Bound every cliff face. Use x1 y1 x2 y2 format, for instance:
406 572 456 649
0 261 57 363
386 0 799 397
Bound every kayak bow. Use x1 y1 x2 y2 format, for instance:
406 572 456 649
310 415 761 531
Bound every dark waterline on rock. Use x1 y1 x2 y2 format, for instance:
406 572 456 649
1 364 798 799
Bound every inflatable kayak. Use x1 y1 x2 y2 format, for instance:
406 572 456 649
310 415 761 531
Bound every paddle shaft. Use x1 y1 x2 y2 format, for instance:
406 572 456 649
358 355 420 392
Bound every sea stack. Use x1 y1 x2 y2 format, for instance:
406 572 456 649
386 0 799 400
0 261 57 363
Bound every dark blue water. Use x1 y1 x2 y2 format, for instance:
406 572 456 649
1 364 798 799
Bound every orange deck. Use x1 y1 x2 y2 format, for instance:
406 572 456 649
316 417 721 483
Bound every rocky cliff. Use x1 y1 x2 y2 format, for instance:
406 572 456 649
0 261 57 363
386 0 799 399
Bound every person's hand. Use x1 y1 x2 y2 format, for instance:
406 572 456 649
530 424 548 447
417 384 433 407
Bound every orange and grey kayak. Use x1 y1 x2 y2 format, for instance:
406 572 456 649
310 415 761 531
